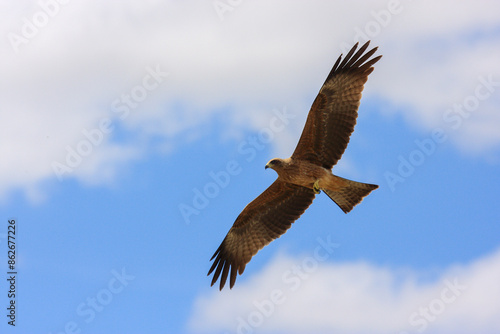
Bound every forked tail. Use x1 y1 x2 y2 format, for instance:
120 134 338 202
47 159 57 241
323 176 378 213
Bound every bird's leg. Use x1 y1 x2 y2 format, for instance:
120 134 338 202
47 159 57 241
313 179 321 194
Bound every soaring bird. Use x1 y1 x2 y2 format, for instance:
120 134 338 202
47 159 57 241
208 41 381 290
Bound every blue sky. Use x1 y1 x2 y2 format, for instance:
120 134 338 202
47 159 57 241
1 1 500 333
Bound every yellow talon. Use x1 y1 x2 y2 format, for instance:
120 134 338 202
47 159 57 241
313 180 321 194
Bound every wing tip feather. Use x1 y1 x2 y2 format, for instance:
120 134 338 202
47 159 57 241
325 40 381 84
208 239 239 290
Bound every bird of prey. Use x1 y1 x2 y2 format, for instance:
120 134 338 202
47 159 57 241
208 41 382 290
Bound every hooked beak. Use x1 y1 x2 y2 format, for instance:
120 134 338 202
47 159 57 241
265 163 270 170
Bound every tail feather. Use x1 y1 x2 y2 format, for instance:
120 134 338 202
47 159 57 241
323 177 378 213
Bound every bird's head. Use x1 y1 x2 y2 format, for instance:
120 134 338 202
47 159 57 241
265 158 285 171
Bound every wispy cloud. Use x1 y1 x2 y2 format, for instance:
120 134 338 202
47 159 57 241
188 247 500 334
1 0 499 201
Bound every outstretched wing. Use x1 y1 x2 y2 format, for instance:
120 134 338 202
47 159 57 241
292 41 382 169
208 180 316 290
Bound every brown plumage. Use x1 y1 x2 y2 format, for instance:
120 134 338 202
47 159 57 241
208 41 382 290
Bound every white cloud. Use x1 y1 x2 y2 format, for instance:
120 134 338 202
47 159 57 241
1 0 499 200
188 246 500 334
